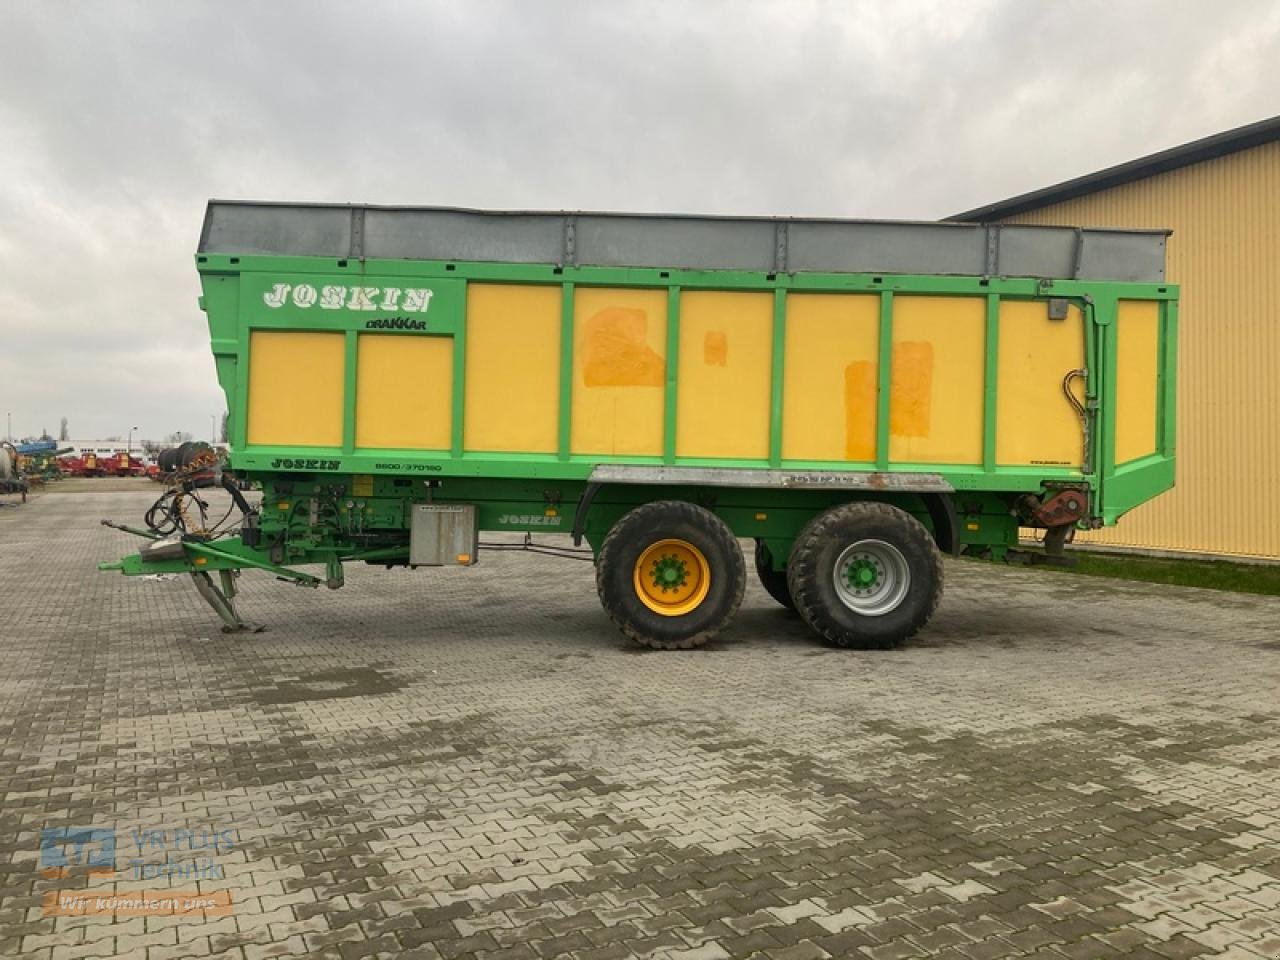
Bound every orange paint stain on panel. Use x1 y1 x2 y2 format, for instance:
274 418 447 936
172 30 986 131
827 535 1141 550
889 341 933 438
888 296 984 464
782 293 879 462
843 361 877 461
676 291 773 459
703 331 728 366
570 287 667 455
581 307 664 387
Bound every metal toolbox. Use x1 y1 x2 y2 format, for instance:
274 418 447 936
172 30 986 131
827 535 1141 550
410 504 478 566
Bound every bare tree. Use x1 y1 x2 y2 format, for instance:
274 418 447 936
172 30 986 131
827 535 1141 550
165 431 193 445
59 417 69 441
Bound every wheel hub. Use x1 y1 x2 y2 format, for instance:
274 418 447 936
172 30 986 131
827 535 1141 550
651 554 689 591
846 557 880 590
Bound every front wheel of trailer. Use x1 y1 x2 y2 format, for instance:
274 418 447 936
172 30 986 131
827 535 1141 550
596 501 746 650
787 502 942 649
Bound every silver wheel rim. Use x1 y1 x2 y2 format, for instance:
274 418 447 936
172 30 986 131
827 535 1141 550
833 539 910 616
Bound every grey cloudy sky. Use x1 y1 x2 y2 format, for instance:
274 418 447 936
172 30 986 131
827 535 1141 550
1 0 1277 444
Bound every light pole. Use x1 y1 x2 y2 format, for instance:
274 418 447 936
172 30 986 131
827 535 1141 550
127 425 138 460
5 412 10 442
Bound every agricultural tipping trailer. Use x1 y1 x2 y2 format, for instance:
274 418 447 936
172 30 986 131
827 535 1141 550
101 202 1178 649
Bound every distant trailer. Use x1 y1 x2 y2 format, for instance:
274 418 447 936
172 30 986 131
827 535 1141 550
103 201 1177 649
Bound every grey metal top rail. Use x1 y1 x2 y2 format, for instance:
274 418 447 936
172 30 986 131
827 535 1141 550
199 200 1170 283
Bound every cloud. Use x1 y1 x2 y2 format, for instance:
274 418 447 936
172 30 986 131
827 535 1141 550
0 0 1277 441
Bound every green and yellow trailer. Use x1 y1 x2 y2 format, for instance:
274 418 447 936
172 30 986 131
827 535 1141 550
102 202 1178 649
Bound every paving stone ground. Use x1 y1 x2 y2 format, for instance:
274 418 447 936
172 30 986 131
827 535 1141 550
1 484 1278 960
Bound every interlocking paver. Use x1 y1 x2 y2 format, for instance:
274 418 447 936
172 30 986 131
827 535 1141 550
0 485 1279 960
50 944 118 960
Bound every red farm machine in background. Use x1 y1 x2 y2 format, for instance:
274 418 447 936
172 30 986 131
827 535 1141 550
58 453 102 477
57 450 149 477
107 451 148 477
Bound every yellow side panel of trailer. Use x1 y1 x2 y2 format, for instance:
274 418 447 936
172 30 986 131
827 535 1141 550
1115 300 1161 464
355 335 453 450
570 287 667 456
464 284 561 453
888 297 984 464
676 291 774 459
247 331 345 447
996 300 1086 467
782 294 880 462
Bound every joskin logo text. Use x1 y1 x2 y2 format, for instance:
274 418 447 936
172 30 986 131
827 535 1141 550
262 283 434 314
270 458 340 470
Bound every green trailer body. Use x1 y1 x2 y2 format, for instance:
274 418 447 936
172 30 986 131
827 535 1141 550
103 202 1178 648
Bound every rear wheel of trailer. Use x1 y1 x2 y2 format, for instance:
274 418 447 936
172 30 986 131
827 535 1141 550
787 502 942 649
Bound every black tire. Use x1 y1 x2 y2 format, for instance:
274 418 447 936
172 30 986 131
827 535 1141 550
787 502 942 649
754 539 797 612
597 501 746 650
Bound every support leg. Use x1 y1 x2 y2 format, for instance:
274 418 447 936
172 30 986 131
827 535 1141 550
191 571 265 634
325 555 345 590
1029 524 1078 567
1043 523 1074 559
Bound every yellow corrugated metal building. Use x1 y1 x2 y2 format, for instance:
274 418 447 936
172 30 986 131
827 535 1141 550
953 116 1280 561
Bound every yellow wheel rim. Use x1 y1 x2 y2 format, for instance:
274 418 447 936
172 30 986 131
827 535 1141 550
633 539 711 617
